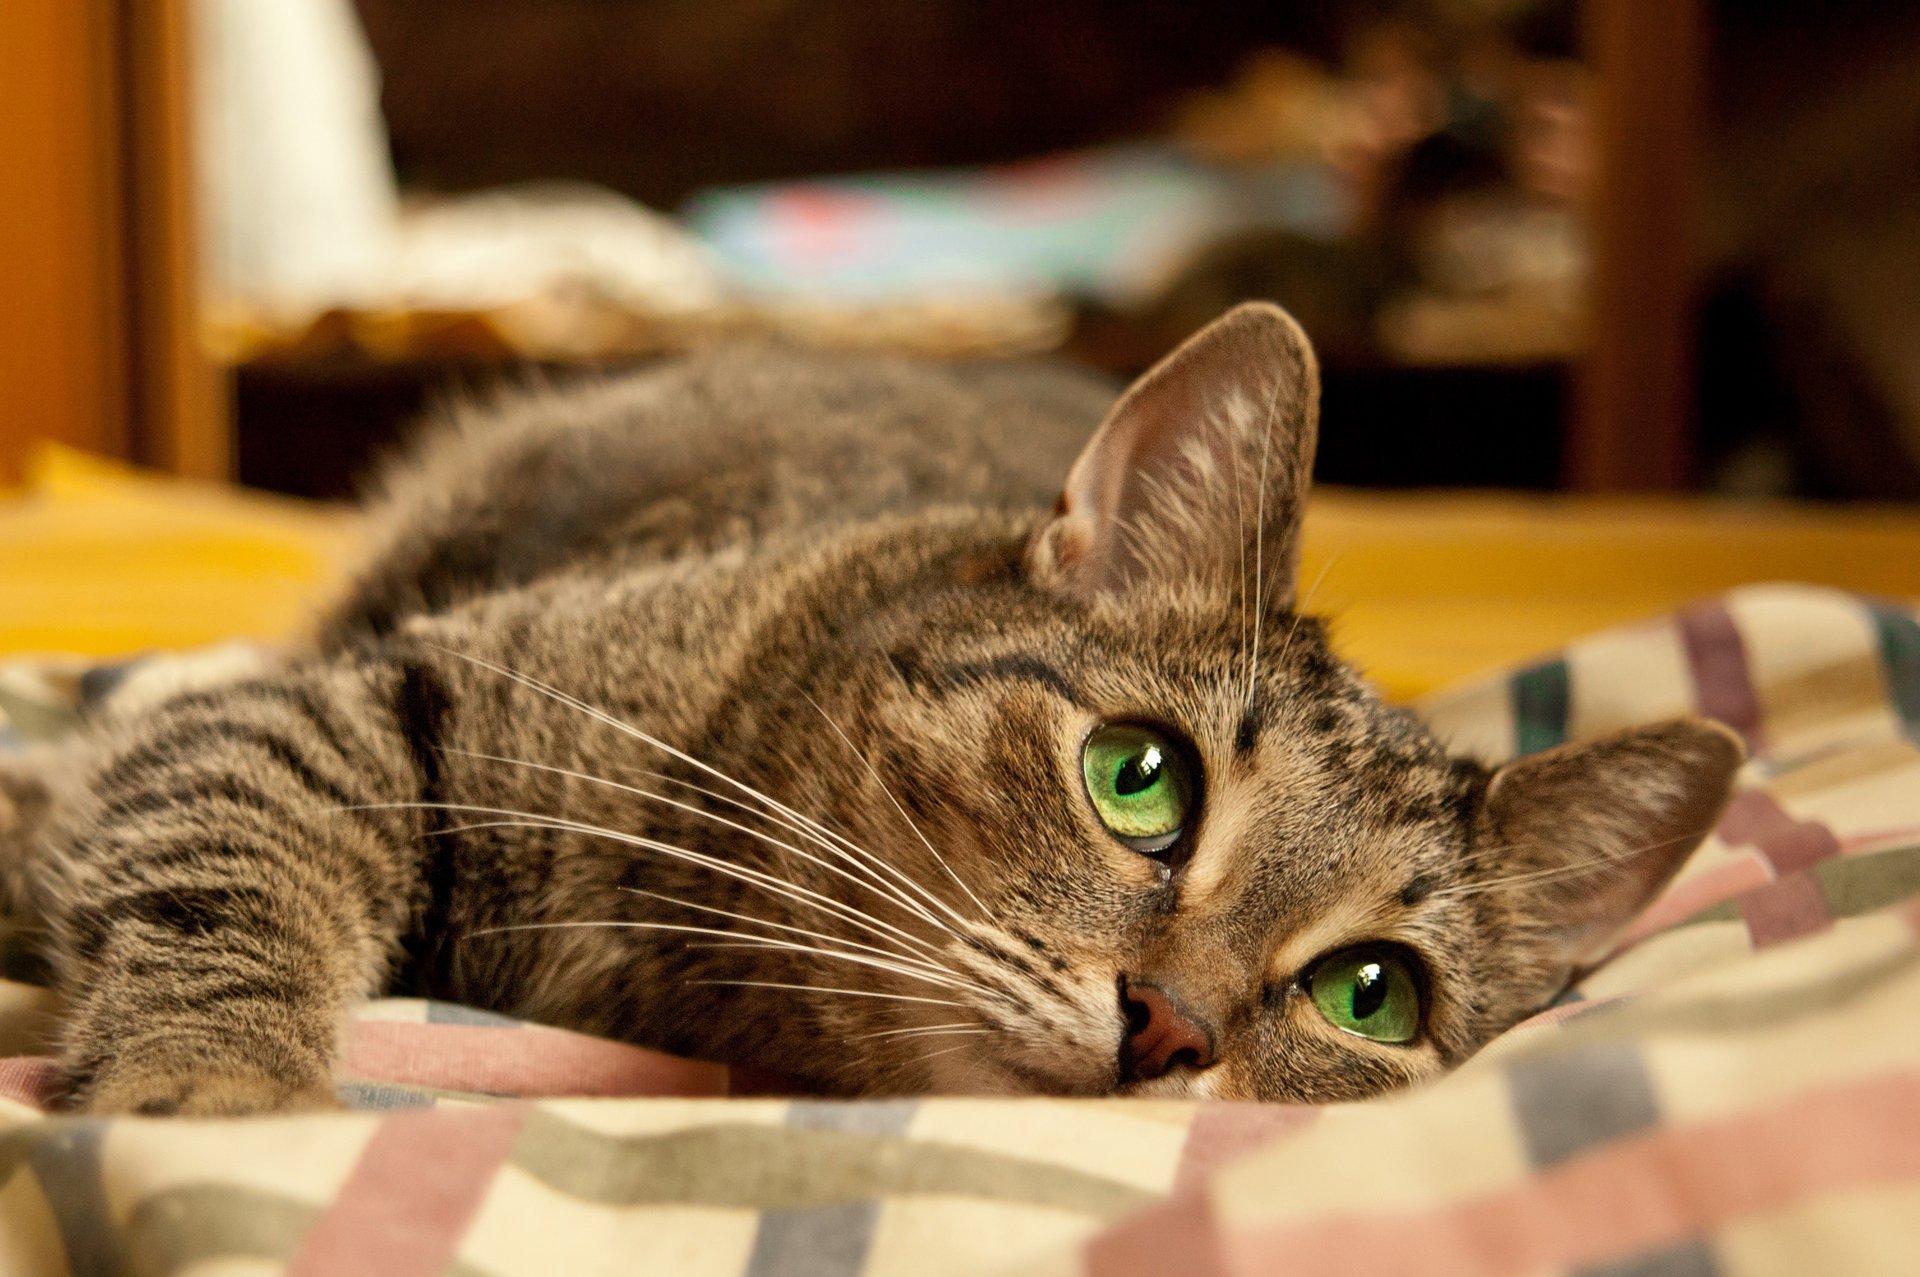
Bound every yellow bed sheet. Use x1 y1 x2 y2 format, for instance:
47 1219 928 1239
3 445 1918 699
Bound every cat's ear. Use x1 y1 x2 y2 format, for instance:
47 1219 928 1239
1028 302 1319 605
1480 718 1744 971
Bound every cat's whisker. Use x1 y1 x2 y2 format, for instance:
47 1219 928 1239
799 692 989 923
1431 826 1712 900
909 1040 979 1075
345 801 943 960
470 918 980 994
690 977 967 1010
1276 551 1342 676
615 763 962 943
1244 369 1283 710
1227 398 1253 739
429 819 951 970
684 939 981 994
620 764 887 872
618 886 968 985
412 813 944 964
858 1033 983 1094
845 1021 987 1042
440 747 954 935
644 762 967 941
428 646 970 941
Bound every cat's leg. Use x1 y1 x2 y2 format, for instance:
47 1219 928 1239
35 663 432 1116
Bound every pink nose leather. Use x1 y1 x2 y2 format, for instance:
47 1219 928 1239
1120 980 1216 1081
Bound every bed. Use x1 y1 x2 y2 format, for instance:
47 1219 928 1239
2 451 1918 1276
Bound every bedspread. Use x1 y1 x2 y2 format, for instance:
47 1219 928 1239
2 582 1918 1276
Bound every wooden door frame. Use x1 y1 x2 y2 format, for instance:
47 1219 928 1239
1571 0 1706 491
124 0 230 480
0 0 228 488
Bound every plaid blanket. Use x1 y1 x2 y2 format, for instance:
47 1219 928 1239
1 583 1917 1276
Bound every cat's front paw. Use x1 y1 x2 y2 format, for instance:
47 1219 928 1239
72 1058 342 1117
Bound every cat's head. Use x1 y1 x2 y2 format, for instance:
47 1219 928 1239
755 304 1742 1101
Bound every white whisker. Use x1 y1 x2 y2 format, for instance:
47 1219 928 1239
616 764 954 927
426 646 969 942
691 978 966 1009
346 802 941 959
1430 829 1706 900
848 1023 990 1042
685 940 977 993
912 1041 977 1067
800 692 988 921
618 886 964 984
1274 549 1342 675
442 747 952 934
1230 390 1253 721
1245 371 1282 710
469 918 978 993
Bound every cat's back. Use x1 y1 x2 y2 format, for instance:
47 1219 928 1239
324 343 1117 644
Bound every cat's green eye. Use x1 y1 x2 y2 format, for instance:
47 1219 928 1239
1081 724 1193 853
1304 947 1421 1044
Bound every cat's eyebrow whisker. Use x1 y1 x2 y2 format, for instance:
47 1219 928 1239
1275 550 1342 676
438 747 954 936
690 977 967 1010
1244 369 1283 710
427 646 972 939
1229 393 1253 726
799 692 989 923
618 885 965 984
344 801 942 960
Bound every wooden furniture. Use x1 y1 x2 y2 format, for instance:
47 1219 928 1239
1 0 1705 495
1572 0 1706 491
0 0 227 488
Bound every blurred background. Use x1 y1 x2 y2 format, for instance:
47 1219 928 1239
4 0 1920 503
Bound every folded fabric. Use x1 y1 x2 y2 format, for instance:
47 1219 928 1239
0 583 1916 1275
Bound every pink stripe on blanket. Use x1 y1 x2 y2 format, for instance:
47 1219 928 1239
1718 791 1842 875
288 1105 527 1277
1842 824 1920 853
1619 854 1772 944
1219 1069 1920 1277
1085 1187 1230 1277
344 1020 729 1098
0 1056 59 1108
1677 602 1767 754
1737 873 1834 948
1172 1104 1317 1195
1716 792 1842 948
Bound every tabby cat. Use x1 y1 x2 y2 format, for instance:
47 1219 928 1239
0 304 1740 1115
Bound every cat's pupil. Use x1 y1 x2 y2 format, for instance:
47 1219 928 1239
1350 963 1388 1020
1114 746 1163 797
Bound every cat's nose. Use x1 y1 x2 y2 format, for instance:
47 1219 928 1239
1119 978 1217 1081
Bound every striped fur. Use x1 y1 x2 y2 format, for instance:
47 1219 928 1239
0 305 1740 1114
